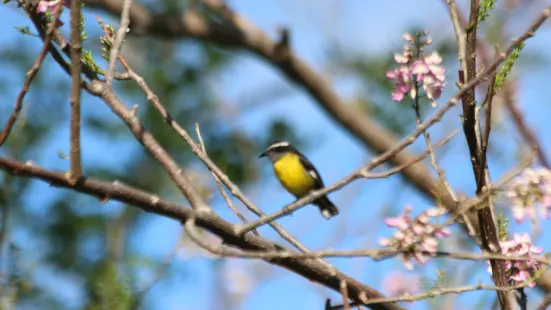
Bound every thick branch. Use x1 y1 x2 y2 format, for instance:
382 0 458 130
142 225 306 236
68 0 83 183
1 1 65 148
461 1 511 308
82 0 551 242
87 80 210 211
0 157 403 310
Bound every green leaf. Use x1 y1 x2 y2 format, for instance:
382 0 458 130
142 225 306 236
478 0 497 25
13 26 36 37
495 42 526 90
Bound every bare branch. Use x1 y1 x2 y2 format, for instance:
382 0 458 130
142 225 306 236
185 219 551 265
0 1 65 148
237 131 460 235
503 82 550 168
446 0 468 75
459 1 512 307
537 293 551 310
0 157 404 310
68 0 83 184
105 0 132 85
340 280 352 310
195 123 260 237
88 80 211 212
113 52 312 253
333 281 532 309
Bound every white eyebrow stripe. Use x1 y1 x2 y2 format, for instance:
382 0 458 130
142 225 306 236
268 141 290 150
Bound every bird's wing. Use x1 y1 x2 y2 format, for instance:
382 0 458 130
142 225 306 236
298 154 325 189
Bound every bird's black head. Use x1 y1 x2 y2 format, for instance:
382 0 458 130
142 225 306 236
259 140 297 160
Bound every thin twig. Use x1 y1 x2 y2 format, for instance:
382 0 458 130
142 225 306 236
112 53 313 253
340 280 352 310
444 155 533 227
237 5 551 234
332 281 532 309
195 124 260 237
131 233 184 309
67 0 83 184
0 1 65 148
89 80 211 212
446 0 468 75
184 218 551 265
478 74 497 185
0 156 405 310
105 0 133 85
460 2 512 308
237 131 460 235
184 218 544 310
410 38 476 238
503 82 550 169
536 293 551 310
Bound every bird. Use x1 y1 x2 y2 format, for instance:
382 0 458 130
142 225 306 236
259 140 339 219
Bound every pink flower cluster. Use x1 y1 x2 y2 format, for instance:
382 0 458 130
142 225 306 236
36 0 71 27
487 233 544 287
505 168 551 223
387 33 446 106
382 271 420 296
379 205 450 270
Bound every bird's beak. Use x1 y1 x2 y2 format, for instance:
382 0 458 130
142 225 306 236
259 151 267 158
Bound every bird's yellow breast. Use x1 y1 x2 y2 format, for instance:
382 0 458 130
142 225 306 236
273 153 315 197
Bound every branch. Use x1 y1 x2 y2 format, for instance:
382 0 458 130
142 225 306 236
88 80 210 212
84 0 551 245
461 1 511 308
185 220 551 266
502 82 550 168
537 293 551 310
0 157 404 310
110 48 311 253
446 0 468 75
439 0 551 292
237 131 459 235
194 123 260 237
105 0 132 85
68 0 83 184
0 1 65 148
332 281 533 310
340 280 352 310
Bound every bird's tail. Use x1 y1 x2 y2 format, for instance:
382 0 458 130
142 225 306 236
314 196 339 219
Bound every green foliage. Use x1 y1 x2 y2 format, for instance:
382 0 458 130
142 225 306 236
99 25 115 61
85 261 133 310
13 26 35 36
495 42 526 90
497 213 509 241
82 49 103 73
419 269 448 291
478 0 497 25
80 2 87 41
0 6 294 307
419 269 448 307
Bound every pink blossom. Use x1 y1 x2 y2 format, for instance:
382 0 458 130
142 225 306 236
487 233 544 287
505 168 551 223
379 205 449 270
382 272 420 296
387 34 446 106
36 0 70 27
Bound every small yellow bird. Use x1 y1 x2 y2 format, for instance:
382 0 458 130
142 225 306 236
259 141 339 219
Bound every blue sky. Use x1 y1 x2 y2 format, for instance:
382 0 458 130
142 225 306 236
1 0 551 309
